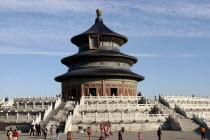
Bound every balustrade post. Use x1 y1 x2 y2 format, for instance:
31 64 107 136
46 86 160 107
24 103 27 111
158 111 160 120
120 94 122 101
33 102 35 110
106 101 108 110
126 101 129 110
16 102 19 110
82 112 84 122
27 113 30 121
95 112 97 122
16 113 19 121
134 111 136 121
116 102 118 110
146 110 148 120
86 102 88 111
90 94 92 103
96 102 98 111
136 101 138 110
41 102 44 110
97 94 99 102
34 96 36 101
108 112 110 121
6 113 8 121
121 112 123 121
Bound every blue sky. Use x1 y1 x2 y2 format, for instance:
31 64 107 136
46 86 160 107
0 0 210 99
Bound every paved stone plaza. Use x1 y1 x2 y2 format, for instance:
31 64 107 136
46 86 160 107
0 130 210 140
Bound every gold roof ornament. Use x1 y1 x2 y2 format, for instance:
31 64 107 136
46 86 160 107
96 9 102 17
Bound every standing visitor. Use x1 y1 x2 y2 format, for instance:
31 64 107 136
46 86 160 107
56 125 61 140
50 125 54 139
30 125 35 136
13 129 18 140
138 132 142 140
43 125 47 139
7 127 13 140
118 130 123 140
157 127 162 140
37 124 41 136
201 126 206 139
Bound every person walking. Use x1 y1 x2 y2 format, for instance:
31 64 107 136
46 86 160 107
138 132 142 140
50 125 54 139
13 129 18 140
118 130 123 140
201 126 206 139
7 127 13 140
56 125 61 140
157 127 162 140
43 125 47 139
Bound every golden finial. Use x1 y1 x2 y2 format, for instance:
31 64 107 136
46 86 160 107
96 9 102 16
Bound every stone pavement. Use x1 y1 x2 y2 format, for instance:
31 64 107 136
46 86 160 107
0 130 210 140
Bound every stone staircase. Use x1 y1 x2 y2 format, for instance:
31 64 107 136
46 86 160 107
156 100 200 131
39 102 68 130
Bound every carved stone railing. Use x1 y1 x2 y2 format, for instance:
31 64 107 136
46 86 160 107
43 103 53 120
168 114 182 131
64 112 73 132
193 114 209 129
159 95 171 108
78 102 154 112
71 111 169 124
54 96 62 110
175 105 188 118
83 94 142 103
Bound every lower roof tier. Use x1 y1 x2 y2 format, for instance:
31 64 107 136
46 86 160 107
61 50 138 66
55 67 144 82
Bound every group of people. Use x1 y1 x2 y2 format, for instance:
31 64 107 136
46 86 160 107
29 124 60 139
29 124 42 136
7 128 18 140
118 127 162 140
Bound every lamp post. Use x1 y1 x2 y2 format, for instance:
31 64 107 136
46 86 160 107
99 123 105 140
87 127 91 140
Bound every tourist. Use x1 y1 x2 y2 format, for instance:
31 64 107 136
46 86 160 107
104 124 108 137
50 125 54 139
30 125 35 136
201 126 206 139
35 123 39 136
7 127 13 140
43 125 47 139
37 124 41 136
157 127 162 140
118 130 123 140
56 125 61 140
138 132 142 140
13 129 18 140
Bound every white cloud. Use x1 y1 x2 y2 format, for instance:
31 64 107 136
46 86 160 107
129 53 160 58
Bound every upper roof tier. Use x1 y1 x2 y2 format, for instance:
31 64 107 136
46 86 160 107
71 9 128 47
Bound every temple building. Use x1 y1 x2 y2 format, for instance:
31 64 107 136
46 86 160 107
55 9 144 100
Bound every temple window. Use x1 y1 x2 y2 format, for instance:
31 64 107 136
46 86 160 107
89 35 100 49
